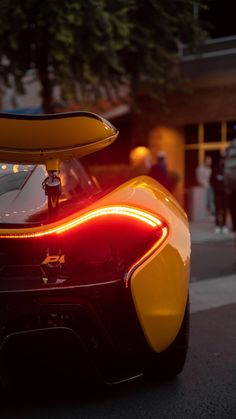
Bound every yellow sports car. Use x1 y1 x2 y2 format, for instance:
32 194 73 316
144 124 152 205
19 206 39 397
0 112 190 389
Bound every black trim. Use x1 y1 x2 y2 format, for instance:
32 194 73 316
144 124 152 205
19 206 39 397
0 281 148 383
0 111 102 122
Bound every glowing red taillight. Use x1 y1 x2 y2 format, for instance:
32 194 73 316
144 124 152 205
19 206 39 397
0 206 168 285
0 206 163 238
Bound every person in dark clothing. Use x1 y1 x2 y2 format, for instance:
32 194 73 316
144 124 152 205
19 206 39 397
224 138 236 242
211 156 228 233
148 151 171 191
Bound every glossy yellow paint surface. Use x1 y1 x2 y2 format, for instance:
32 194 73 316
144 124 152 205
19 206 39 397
130 243 190 352
0 175 190 352
0 112 118 164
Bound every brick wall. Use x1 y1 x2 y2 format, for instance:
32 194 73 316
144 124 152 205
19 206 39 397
131 82 236 144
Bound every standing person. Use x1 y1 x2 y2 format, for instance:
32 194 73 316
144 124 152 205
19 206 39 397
211 156 228 234
148 151 171 191
195 155 214 216
224 138 236 242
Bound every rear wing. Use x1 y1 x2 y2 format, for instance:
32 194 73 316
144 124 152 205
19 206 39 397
0 111 118 170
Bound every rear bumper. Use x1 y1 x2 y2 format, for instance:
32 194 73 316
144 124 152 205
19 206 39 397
0 280 149 384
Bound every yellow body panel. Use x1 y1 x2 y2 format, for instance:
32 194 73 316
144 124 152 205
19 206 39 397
0 176 190 352
130 243 189 352
0 112 118 164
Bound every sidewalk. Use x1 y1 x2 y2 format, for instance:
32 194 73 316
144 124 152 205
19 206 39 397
190 218 234 244
190 274 236 313
189 217 236 313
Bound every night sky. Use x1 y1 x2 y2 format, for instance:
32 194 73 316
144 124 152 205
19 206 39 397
201 0 236 38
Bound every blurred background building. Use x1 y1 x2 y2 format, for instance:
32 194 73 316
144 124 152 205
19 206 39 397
129 1 236 206
1 0 235 209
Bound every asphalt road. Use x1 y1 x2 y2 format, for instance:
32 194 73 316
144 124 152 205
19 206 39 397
1 303 236 419
191 240 236 281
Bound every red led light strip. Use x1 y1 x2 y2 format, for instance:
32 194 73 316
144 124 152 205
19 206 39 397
125 226 168 287
0 205 163 239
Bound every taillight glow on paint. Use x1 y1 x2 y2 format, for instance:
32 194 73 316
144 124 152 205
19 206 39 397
125 225 168 287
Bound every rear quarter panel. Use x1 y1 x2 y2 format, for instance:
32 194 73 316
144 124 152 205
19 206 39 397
93 176 191 352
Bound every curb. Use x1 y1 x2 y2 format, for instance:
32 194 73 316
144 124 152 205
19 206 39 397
190 274 236 313
191 234 234 244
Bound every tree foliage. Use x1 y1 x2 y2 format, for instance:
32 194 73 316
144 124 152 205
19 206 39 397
0 0 207 112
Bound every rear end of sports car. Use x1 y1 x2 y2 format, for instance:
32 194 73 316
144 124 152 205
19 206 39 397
0 172 190 389
0 112 190 392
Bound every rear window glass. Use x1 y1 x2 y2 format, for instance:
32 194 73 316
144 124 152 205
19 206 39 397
0 171 29 196
0 159 101 225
